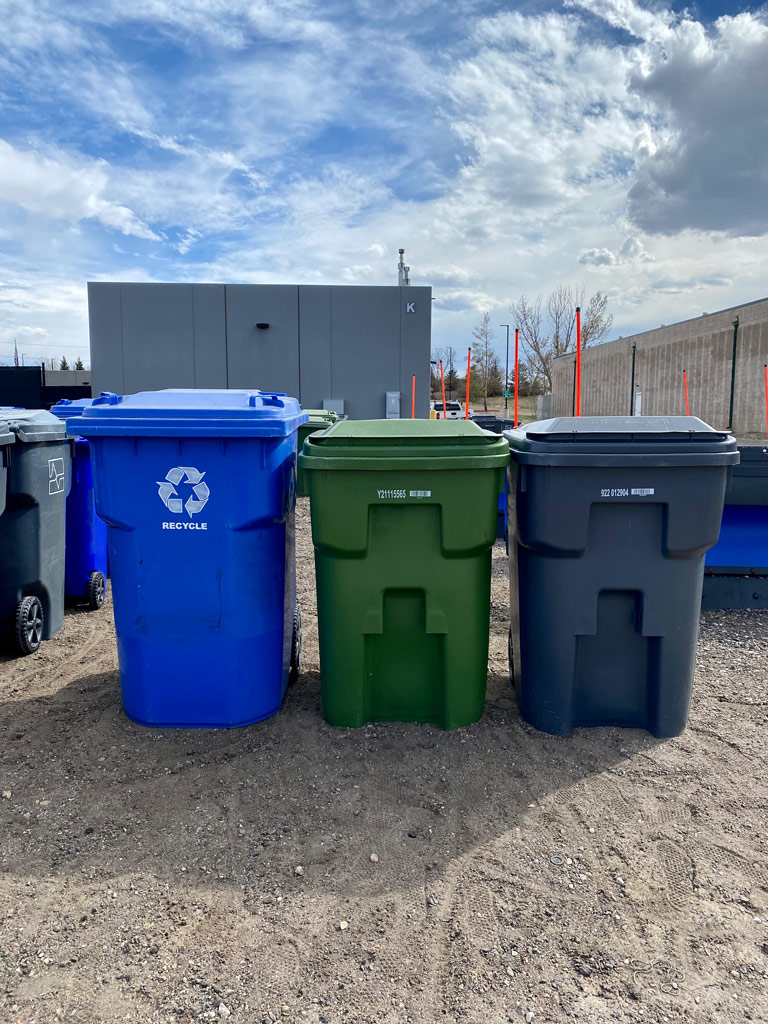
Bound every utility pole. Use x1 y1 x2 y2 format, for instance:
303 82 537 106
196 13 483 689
500 324 510 412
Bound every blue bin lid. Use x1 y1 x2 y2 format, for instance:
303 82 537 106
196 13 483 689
75 389 308 438
50 397 96 419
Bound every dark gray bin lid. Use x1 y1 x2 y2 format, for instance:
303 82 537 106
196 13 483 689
3 409 68 444
0 421 14 448
505 416 739 467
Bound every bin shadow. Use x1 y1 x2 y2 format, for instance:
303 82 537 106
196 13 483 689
0 659 661 896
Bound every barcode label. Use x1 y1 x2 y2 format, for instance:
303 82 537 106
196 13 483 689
409 490 432 498
631 487 655 496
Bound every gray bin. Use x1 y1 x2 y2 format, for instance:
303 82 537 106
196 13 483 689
0 410 71 654
506 416 738 738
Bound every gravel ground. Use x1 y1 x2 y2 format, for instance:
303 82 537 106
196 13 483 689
1 497 767 1024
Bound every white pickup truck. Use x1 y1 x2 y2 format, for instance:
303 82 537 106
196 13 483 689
430 400 473 420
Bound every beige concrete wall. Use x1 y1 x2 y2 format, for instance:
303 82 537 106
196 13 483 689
551 297 768 432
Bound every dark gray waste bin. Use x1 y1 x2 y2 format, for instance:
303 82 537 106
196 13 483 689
506 416 738 738
0 410 71 654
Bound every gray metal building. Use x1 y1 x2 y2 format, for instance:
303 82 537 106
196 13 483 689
551 296 768 434
88 282 432 419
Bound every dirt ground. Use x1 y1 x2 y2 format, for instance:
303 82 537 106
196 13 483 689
1 499 767 1024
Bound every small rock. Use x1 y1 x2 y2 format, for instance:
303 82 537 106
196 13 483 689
294 865 304 876
427 894 438 907
615 876 625 886
370 853 379 863
525 1013 535 1023
1 790 11 799
577 963 592 977
338 920 349 931
281 1005 289 1013
218 1003 231 1019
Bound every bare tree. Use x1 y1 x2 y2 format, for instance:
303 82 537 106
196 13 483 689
471 312 496 410
510 286 613 393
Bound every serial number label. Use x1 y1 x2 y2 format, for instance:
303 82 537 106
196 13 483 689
600 486 656 498
377 489 407 499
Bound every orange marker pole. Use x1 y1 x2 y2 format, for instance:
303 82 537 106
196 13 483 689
465 347 471 419
764 365 768 440
514 328 519 428
683 369 690 416
440 360 447 421
411 374 416 418
575 306 582 416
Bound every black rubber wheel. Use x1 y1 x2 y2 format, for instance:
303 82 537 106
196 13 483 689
289 605 302 684
15 596 44 655
87 571 106 610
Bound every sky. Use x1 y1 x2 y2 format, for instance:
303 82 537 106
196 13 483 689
0 0 767 367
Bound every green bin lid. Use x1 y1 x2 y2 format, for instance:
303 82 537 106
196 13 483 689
300 418 509 471
302 409 340 428
3 409 68 444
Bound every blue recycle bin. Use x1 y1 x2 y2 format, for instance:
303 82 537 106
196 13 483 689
76 389 308 728
50 399 108 610
704 445 768 609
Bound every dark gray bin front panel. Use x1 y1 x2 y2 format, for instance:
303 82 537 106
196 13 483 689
226 285 300 395
0 439 71 639
508 460 730 738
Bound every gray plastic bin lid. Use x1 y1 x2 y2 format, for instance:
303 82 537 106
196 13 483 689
3 409 68 444
505 416 739 467
0 421 14 448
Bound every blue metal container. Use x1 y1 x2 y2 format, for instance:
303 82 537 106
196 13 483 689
76 389 308 728
50 399 108 609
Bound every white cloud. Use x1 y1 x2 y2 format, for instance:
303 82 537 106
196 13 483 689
0 141 158 240
580 236 655 265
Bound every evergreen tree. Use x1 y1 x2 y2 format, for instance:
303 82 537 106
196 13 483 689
59 356 70 371
74 357 85 371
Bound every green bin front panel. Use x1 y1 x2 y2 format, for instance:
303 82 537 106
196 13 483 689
308 464 504 728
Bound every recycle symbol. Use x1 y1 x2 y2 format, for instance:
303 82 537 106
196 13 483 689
157 466 210 518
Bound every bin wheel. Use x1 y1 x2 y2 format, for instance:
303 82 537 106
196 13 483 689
15 596 44 655
87 572 106 611
289 605 302 684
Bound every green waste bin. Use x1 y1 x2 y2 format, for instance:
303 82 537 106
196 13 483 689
296 410 341 497
300 419 509 729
